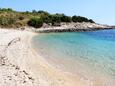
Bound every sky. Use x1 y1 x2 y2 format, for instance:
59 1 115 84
0 0 114 25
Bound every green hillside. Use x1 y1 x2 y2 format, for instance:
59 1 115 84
0 8 95 28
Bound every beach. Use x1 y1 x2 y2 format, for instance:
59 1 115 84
0 1 115 86
0 28 92 86
1 28 115 86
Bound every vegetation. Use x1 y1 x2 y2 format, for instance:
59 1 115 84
27 18 43 28
0 8 95 28
72 15 94 23
60 14 72 22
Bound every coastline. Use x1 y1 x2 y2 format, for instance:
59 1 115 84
0 28 90 86
29 22 113 33
0 28 114 86
23 30 94 86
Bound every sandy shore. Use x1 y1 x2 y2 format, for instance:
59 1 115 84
0 28 91 86
0 28 100 86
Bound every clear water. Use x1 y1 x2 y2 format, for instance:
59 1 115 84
32 29 115 85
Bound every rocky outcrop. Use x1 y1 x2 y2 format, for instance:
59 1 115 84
28 22 113 33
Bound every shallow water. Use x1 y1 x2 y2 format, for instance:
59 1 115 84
32 29 115 85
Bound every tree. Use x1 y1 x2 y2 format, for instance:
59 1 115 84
51 14 61 26
25 11 30 14
32 10 37 14
38 10 49 15
61 14 72 22
0 8 13 12
27 18 43 28
7 8 13 11
88 19 95 23
72 15 95 23
72 15 77 22
72 15 84 22
41 15 52 23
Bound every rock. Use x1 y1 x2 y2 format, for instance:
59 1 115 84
32 22 113 33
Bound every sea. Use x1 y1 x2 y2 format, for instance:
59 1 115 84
32 29 115 85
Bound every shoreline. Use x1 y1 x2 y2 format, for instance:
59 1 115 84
31 31 115 86
34 27 114 33
0 28 114 86
27 29 115 86
29 31 91 86
28 22 113 33
0 29 90 86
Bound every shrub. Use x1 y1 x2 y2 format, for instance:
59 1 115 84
32 10 37 14
18 16 25 20
0 8 95 28
38 10 49 15
27 18 43 28
0 17 16 26
41 15 52 23
0 8 13 12
72 15 82 22
51 15 61 25
61 15 72 22
88 19 95 23
72 15 95 23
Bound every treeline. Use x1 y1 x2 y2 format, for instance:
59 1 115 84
0 8 95 28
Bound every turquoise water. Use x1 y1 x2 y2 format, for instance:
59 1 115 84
32 29 115 85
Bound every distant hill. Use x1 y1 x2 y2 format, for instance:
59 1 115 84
0 8 95 28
